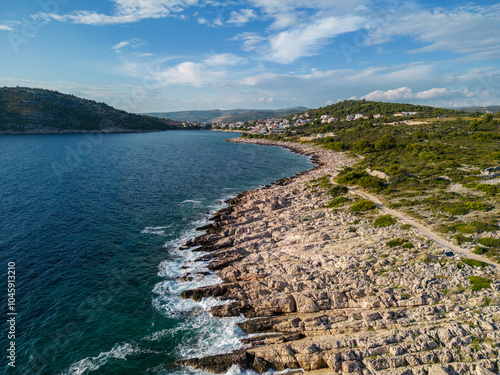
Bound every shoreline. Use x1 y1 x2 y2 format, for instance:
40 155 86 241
176 137 500 375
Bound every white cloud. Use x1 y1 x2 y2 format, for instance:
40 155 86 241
414 88 453 100
0 25 13 31
231 32 266 52
362 87 413 101
37 0 199 25
227 9 257 26
134 52 155 57
112 38 145 52
203 53 245 66
366 4 500 61
267 15 365 63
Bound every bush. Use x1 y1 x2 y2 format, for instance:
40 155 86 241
401 224 411 230
465 201 492 212
402 243 415 249
454 234 473 245
468 275 492 291
462 258 490 268
357 176 385 191
325 196 351 208
329 184 348 197
478 237 500 248
373 215 397 228
351 199 377 212
387 238 408 247
454 221 498 234
336 169 368 184
473 247 487 255
443 204 469 216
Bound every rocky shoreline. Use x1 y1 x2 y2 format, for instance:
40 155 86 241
176 138 500 375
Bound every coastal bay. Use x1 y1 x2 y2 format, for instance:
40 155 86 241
178 138 500 375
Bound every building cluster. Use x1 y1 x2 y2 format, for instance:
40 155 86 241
216 110 419 135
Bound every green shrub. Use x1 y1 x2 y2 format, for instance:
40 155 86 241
468 276 492 291
443 204 469 216
336 170 368 184
475 184 499 195
465 201 492 212
357 175 385 191
454 221 498 234
387 238 408 247
373 215 397 228
402 243 415 249
325 196 351 208
401 224 411 230
351 199 377 212
478 237 500 248
329 184 348 197
454 234 473 245
473 247 487 255
462 258 490 268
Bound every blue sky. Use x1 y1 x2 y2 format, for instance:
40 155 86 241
1 0 500 112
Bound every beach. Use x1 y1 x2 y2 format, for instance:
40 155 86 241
178 138 500 375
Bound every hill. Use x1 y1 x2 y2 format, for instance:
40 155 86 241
0 87 182 133
145 107 308 123
307 99 463 119
459 105 500 114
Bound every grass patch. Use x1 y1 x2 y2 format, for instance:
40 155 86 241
468 276 492 291
325 196 351 208
329 184 348 197
453 221 498 234
402 243 415 249
478 237 500 248
401 224 411 230
373 214 397 228
461 258 491 268
454 234 473 245
350 199 377 212
443 203 469 216
387 238 408 247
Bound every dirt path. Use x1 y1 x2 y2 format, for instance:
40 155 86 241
353 189 500 270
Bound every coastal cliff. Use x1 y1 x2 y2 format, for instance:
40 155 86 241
177 138 500 375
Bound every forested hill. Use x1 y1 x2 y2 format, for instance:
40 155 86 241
308 99 464 118
0 87 181 133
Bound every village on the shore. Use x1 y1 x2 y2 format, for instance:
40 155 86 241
209 111 420 135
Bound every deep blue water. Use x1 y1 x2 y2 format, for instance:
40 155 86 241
0 131 312 375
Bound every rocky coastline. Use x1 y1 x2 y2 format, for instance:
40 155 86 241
177 138 500 375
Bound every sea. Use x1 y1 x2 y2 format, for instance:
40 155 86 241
0 130 313 375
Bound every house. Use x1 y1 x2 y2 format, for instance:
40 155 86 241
269 127 285 134
354 114 364 120
346 115 354 121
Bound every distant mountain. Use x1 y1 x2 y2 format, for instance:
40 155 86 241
0 87 182 133
308 100 463 119
145 107 309 123
458 105 500 114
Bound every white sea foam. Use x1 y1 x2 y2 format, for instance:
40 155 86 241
141 225 172 236
61 343 143 375
181 199 203 205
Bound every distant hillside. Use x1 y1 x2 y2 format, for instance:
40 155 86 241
146 107 308 123
0 87 181 133
459 105 500 114
308 100 463 119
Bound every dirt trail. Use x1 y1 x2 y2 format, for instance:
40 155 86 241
353 189 500 270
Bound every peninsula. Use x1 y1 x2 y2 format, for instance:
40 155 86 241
0 87 183 134
177 104 500 375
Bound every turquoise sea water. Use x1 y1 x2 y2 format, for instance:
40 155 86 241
0 131 313 375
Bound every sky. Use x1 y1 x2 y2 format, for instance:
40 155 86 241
1 0 500 113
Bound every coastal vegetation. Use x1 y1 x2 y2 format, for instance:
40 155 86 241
243 99 500 262
0 87 184 133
